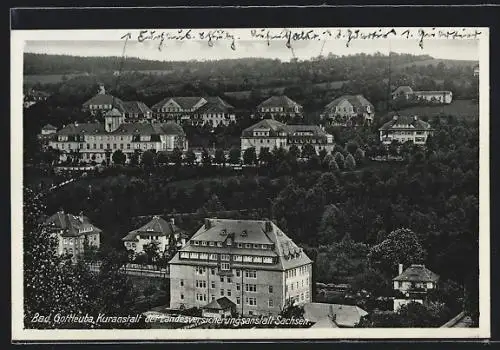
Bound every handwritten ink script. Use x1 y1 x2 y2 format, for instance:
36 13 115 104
121 28 482 51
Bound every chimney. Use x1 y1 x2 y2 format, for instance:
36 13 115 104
79 211 84 223
392 115 399 121
398 263 403 275
265 221 273 233
98 84 106 95
414 115 418 121
170 218 175 226
204 219 211 230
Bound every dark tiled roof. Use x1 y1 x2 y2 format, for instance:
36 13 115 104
303 303 368 328
152 96 205 110
55 121 185 137
392 86 413 95
203 297 235 310
82 93 124 108
43 211 102 237
105 108 123 117
393 264 440 282
378 115 432 131
171 219 312 271
324 94 374 112
122 101 153 115
42 124 57 131
195 97 234 114
257 95 302 109
123 216 184 241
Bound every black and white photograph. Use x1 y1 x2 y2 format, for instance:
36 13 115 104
11 24 489 341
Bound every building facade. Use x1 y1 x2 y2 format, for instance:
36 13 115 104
151 96 235 126
322 94 375 125
256 95 303 118
391 86 453 104
378 115 433 145
48 108 188 164
169 218 313 316
241 119 335 155
392 264 439 311
122 216 188 255
43 210 101 261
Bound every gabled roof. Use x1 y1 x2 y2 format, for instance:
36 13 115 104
123 216 184 241
325 94 374 111
257 95 302 109
82 93 124 108
303 303 368 328
379 115 432 131
393 264 440 282
241 119 289 137
202 297 235 310
152 96 206 110
122 101 153 115
43 211 102 237
310 317 339 328
195 97 235 114
105 108 124 117
55 121 185 137
392 86 413 95
42 124 57 131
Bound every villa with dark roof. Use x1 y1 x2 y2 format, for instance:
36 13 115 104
201 297 236 318
378 115 433 145
322 94 375 125
169 218 313 316
48 107 188 164
122 216 188 255
82 85 152 119
151 96 235 126
241 119 335 155
392 263 439 311
256 95 303 117
43 210 101 261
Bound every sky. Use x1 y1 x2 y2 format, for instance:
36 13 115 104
23 29 481 62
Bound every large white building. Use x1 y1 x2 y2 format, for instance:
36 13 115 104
241 119 335 155
48 108 188 164
322 94 375 125
378 115 434 145
168 218 313 316
392 86 453 104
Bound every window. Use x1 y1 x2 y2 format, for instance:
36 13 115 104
233 255 242 262
269 285 273 293
263 257 273 264
237 243 243 248
209 254 217 261
243 256 252 262
200 253 208 260
196 280 207 288
227 289 232 297
211 281 215 289
268 299 274 307
221 254 230 261
236 283 241 291
221 263 230 271
181 294 184 300
202 241 207 246
193 241 199 246
253 244 259 249
227 277 232 283
245 284 257 292
245 244 251 249
220 289 224 296
209 242 215 247
253 257 263 263
236 270 241 277
190 252 199 259
245 270 257 278
180 280 184 287
211 268 216 275
180 252 189 259
246 297 257 306
195 267 206 275
217 242 223 247
220 276 224 283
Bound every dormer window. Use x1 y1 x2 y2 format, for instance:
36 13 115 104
209 242 215 247
201 241 207 246
193 241 199 246
253 244 259 249
245 243 251 249
216 242 223 247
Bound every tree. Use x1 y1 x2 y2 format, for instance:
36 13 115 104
229 147 241 165
141 150 156 170
214 149 226 165
201 148 212 167
185 150 196 166
156 151 169 166
203 194 226 213
329 159 340 172
301 144 316 159
367 228 427 276
317 204 346 244
171 147 183 166
288 144 300 160
322 153 334 169
344 153 357 170
346 141 359 155
143 241 160 265
130 149 142 166
111 149 126 165
333 152 345 169
258 147 272 166
243 147 257 165
354 148 365 165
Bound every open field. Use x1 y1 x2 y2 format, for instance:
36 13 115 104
395 58 478 69
24 73 90 86
397 99 479 119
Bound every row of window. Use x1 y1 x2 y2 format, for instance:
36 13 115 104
286 265 309 278
192 241 272 250
288 291 310 303
88 104 113 110
180 252 274 264
187 294 274 307
194 267 258 278
286 278 309 292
